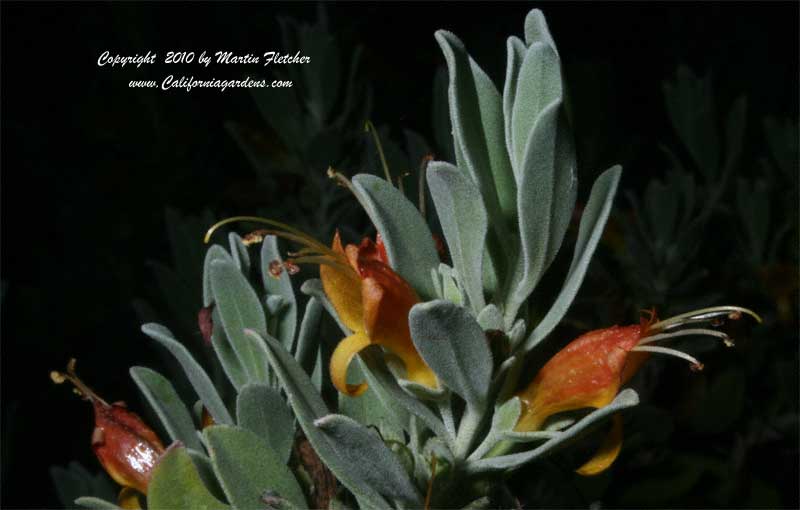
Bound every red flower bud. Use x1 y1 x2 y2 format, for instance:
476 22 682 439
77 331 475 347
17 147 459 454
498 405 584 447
52 359 165 494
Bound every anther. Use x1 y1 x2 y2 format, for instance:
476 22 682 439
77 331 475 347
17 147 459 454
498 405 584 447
268 260 284 278
242 229 269 246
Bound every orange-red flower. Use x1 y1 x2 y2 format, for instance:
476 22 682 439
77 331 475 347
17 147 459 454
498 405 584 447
515 306 760 475
321 232 437 396
204 216 438 397
52 360 165 501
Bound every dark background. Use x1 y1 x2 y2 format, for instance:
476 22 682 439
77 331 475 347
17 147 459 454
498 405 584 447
2 2 798 509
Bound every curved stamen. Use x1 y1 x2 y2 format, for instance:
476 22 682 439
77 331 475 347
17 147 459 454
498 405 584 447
51 358 110 407
630 345 703 370
649 306 761 332
204 216 333 257
365 120 392 183
638 328 733 347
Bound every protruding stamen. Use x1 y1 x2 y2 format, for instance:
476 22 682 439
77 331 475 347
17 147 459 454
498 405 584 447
638 328 733 347
51 358 110 407
242 229 269 246
649 306 761 332
631 345 703 370
364 120 392 183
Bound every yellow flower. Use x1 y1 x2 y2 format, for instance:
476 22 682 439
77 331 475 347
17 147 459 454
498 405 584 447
205 216 437 397
322 232 437 396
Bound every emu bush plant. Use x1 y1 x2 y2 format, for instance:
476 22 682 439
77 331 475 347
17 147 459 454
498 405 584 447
52 9 759 510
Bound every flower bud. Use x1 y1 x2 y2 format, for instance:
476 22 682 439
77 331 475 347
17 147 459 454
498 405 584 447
52 359 165 494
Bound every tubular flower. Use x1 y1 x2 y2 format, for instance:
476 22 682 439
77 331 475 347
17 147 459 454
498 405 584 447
515 306 761 476
51 359 165 499
204 216 437 397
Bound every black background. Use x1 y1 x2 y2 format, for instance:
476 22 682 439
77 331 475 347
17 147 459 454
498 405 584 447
2 2 798 509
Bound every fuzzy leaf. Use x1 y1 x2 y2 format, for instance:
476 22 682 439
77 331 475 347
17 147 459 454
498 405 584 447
260 235 297 350
427 162 487 312
315 414 423 506
503 36 527 165
467 389 639 473
210 259 270 383
245 329 390 509
228 232 251 274
148 445 230 510
236 384 295 464
338 358 407 442
351 174 439 299
435 29 515 232
204 425 305 509
294 296 323 373
510 43 562 174
524 9 558 53
74 497 121 510
507 99 577 323
409 300 492 408
202 245 234 307
210 307 248 391
522 165 621 352
130 366 202 451
358 347 449 439
476 304 504 331
142 323 233 424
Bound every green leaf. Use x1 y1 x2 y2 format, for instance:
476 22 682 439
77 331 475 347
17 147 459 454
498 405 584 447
409 300 492 408
260 235 297 351
427 162 487 312
187 449 226 502
142 323 233 425
663 67 719 180
467 389 639 473
435 29 515 234
359 347 450 441
228 232 251 274
204 425 305 509
476 304 503 331
507 101 577 323
203 244 234 306
210 307 249 391
510 43 562 175
236 384 295 464
148 445 231 510
521 165 621 352
524 9 558 53
315 414 423 506
294 296 323 373
503 36 527 165
244 329 390 509
74 497 122 509
468 397 524 460
350 174 439 298
722 96 747 178
130 366 202 451
338 357 407 442
210 259 270 383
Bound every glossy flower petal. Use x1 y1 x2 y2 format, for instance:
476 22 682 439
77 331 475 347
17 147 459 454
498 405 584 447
516 325 644 432
52 360 165 495
515 306 760 475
